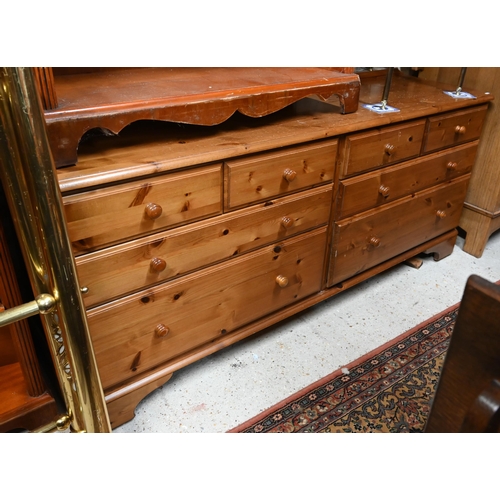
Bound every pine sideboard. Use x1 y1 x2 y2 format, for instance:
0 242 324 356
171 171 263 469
53 71 493 427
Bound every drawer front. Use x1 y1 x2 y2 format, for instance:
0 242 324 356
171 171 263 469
225 139 337 209
338 141 478 219
328 177 469 286
64 165 222 254
342 119 426 178
87 228 328 389
77 185 332 308
422 105 488 153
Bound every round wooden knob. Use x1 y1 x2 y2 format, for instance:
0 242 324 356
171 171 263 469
275 275 289 288
369 236 381 247
384 144 395 155
150 257 167 273
144 202 163 220
436 210 447 219
154 324 170 338
447 161 458 171
283 169 297 182
281 216 294 229
378 185 390 197
455 125 466 134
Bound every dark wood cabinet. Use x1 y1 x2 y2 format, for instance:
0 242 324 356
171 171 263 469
0 206 59 432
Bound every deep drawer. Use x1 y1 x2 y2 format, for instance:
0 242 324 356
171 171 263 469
87 227 328 389
328 176 469 286
422 105 488 153
77 185 332 308
225 139 337 209
337 141 478 219
341 119 426 178
63 164 222 254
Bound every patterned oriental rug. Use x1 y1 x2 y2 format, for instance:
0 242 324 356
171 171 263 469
229 305 458 433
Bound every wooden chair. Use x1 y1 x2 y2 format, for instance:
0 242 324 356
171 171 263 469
425 275 500 432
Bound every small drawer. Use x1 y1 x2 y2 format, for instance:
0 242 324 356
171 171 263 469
77 185 332 308
337 141 478 219
225 139 337 209
328 177 469 286
87 227 328 389
422 105 488 153
342 119 426 178
63 165 222 254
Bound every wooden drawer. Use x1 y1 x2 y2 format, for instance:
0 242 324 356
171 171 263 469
87 227 328 389
77 185 332 308
63 164 222 254
337 141 478 219
328 177 470 285
225 139 337 209
342 119 425 178
422 105 488 153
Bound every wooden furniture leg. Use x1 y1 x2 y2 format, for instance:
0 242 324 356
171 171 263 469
460 206 500 258
422 230 457 261
106 372 173 429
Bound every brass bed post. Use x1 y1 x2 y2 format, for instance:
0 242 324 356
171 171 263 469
0 67 111 433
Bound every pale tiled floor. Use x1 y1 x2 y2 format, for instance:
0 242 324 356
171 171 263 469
114 231 500 433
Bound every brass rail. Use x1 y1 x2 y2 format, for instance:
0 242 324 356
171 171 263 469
0 294 56 328
0 67 111 432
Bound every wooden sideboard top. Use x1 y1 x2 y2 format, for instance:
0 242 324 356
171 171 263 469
57 71 494 193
